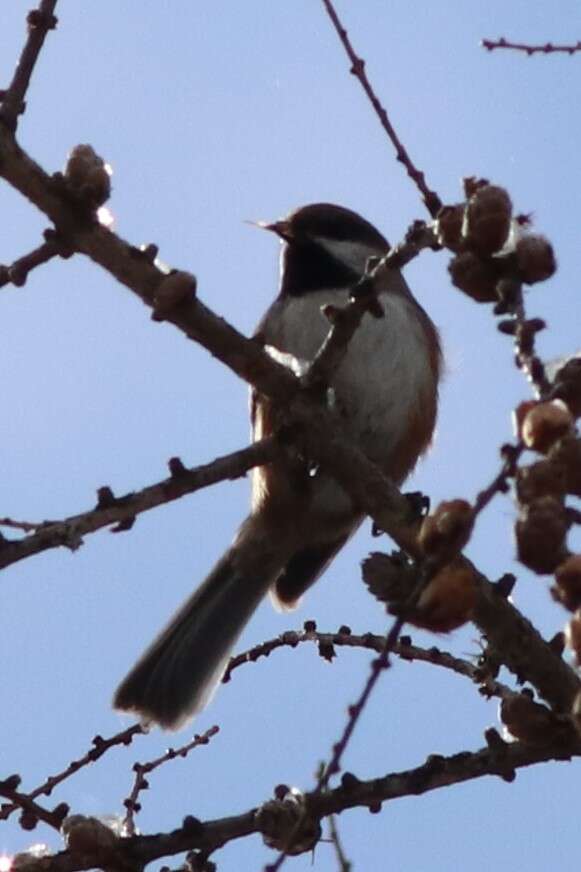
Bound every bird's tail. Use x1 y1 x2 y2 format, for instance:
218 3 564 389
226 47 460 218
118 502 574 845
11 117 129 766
113 516 285 729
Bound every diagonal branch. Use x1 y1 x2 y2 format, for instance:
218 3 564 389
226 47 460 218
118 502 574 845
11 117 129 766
0 724 145 823
0 230 69 288
472 563 581 712
319 0 441 217
0 1 59 131
0 129 419 555
0 438 282 572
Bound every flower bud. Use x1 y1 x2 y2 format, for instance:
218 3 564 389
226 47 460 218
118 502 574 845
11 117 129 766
64 144 112 207
515 235 556 284
448 251 500 303
515 459 566 504
512 400 537 438
361 552 417 607
551 355 581 418
417 499 474 559
521 400 573 453
410 559 477 633
463 185 512 255
151 270 197 321
515 496 569 574
552 555 581 612
435 204 464 249
548 437 581 497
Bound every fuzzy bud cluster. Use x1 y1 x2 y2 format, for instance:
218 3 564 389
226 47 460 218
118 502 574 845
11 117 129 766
552 555 581 612
439 178 556 304
515 235 556 285
362 550 476 634
515 496 569 575
551 355 581 418
411 559 477 633
517 400 573 453
511 389 579 578
417 499 474 560
64 144 112 207
463 184 512 256
549 437 581 497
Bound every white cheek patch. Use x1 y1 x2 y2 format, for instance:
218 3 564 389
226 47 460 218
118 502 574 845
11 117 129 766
317 237 382 275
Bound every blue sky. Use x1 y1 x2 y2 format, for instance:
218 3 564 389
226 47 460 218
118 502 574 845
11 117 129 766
1 2 581 870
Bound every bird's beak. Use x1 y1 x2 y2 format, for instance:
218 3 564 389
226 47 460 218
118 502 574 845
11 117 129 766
244 219 292 241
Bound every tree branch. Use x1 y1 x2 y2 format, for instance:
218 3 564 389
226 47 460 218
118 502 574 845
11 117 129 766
0 438 282 572
482 37 581 56
224 625 515 700
13 737 580 871
319 0 442 217
0 725 145 823
123 726 220 836
0 0 59 131
472 565 581 712
0 232 66 289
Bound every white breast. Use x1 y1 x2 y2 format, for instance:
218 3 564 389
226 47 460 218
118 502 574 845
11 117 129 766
260 287 434 475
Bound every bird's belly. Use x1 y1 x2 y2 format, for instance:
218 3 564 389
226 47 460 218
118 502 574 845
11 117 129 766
262 288 436 480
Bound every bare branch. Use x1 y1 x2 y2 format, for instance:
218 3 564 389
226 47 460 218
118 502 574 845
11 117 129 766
224 625 515 700
472 565 581 712
0 776 67 832
0 131 426 551
123 726 220 836
0 1 59 131
0 725 145 823
319 0 442 217
0 232 67 289
13 738 581 871
482 37 581 56
0 516 42 533
328 815 352 872
0 438 283 572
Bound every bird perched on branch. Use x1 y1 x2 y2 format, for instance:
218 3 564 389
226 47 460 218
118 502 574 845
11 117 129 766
114 203 442 729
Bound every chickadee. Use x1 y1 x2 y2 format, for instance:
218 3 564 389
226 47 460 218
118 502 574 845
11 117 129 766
114 203 442 729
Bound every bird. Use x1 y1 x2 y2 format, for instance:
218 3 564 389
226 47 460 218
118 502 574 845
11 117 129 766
113 202 442 729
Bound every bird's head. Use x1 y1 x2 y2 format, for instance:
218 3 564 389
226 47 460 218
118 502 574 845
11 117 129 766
259 203 390 296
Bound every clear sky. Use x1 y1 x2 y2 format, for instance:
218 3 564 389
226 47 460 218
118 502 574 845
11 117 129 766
1 2 581 870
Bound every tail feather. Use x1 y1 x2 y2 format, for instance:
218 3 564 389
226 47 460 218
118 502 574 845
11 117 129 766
114 541 277 729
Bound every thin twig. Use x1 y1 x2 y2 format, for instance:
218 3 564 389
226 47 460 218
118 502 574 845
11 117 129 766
319 0 441 217
0 516 44 533
482 37 581 56
20 739 577 872
123 726 220 836
0 0 59 131
328 814 352 872
0 778 66 832
0 724 145 822
0 437 283 571
0 237 63 289
224 626 514 701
